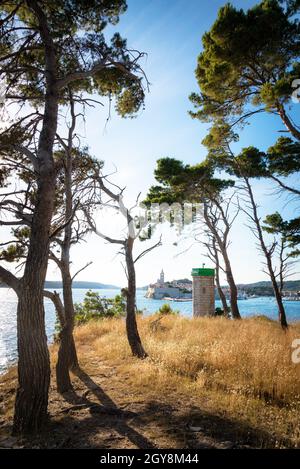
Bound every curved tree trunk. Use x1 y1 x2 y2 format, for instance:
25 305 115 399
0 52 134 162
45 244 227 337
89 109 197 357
13 0 59 434
244 177 288 329
56 269 78 393
277 103 300 141
62 273 78 372
269 267 288 329
13 172 56 434
203 202 241 319
125 239 147 359
215 267 230 317
223 261 240 319
210 237 230 316
43 282 78 394
56 125 78 393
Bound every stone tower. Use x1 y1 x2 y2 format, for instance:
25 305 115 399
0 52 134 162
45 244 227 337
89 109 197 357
191 267 215 317
159 269 165 285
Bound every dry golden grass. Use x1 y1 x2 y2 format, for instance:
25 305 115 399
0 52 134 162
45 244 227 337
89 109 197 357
1 315 300 448
75 315 300 402
74 314 300 447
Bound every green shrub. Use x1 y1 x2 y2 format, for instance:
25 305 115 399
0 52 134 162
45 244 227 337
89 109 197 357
215 307 231 318
215 307 225 316
158 303 179 316
74 290 126 324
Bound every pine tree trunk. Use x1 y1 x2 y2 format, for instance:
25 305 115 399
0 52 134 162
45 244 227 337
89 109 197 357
13 172 56 434
225 266 240 319
14 295 50 434
212 239 230 316
203 203 241 319
277 103 300 141
56 138 78 393
244 177 288 329
215 269 230 316
56 271 78 393
125 239 147 359
13 0 59 432
217 223 240 319
270 269 288 329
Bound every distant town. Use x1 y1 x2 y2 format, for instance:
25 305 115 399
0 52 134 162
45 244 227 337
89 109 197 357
145 269 193 301
145 270 300 301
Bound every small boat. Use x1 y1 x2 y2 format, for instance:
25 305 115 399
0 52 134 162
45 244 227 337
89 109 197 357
173 298 192 302
163 297 192 302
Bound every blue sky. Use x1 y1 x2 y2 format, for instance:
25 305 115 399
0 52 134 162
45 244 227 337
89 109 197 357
46 0 299 287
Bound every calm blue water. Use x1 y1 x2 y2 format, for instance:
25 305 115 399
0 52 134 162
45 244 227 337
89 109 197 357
0 287 299 373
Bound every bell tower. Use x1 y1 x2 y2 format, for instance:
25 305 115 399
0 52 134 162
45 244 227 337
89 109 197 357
160 269 165 285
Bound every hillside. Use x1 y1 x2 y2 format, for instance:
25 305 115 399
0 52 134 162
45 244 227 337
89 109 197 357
238 280 300 297
44 281 120 289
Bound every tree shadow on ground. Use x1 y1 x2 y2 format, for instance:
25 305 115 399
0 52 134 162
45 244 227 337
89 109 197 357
2 367 293 449
55 367 157 449
47 367 292 449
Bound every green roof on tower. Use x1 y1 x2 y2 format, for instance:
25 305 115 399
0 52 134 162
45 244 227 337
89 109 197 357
191 268 215 277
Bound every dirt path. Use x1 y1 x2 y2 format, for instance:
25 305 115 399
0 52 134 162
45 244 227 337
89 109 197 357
0 349 267 449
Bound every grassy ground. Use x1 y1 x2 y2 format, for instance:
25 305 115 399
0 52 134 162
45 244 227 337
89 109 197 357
0 315 300 448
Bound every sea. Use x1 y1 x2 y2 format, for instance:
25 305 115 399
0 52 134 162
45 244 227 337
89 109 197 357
0 287 299 374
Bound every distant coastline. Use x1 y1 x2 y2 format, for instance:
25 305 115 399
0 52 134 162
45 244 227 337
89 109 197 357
0 281 120 289
1 279 300 296
140 279 300 298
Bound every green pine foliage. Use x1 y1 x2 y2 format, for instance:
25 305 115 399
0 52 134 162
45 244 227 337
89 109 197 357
158 303 179 316
74 290 126 324
189 0 300 128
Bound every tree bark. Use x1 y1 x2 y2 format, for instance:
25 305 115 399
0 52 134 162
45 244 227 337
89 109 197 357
209 237 230 316
13 0 59 434
44 290 65 327
277 103 300 141
13 172 56 434
55 266 78 393
125 238 147 359
222 255 240 319
216 280 230 316
244 177 288 329
214 257 230 316
203 203 241 319
56 110 78 393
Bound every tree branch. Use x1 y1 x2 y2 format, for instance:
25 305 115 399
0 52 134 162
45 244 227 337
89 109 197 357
43 289 65 326
49 200 80 239
0 266 20 294
134 236 162 263
57 60 140 90
71 261 93 282
84 208 125 245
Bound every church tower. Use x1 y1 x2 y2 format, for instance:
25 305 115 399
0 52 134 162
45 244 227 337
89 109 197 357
160 269 165 285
